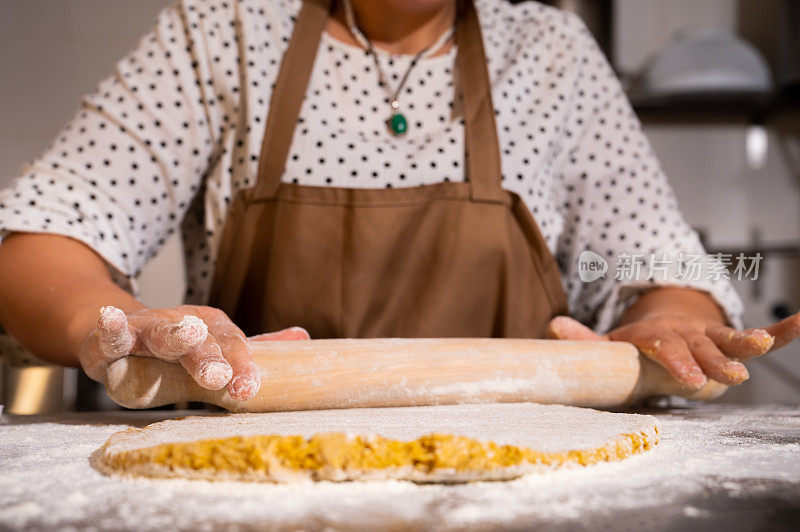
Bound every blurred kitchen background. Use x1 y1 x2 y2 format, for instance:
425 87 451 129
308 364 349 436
1 0 799 412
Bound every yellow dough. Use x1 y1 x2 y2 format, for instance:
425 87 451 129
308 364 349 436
94 403 660 483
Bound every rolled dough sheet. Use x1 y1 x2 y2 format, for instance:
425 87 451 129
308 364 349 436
94 403 660 483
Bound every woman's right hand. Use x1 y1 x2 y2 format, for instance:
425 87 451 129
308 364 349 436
79 305 309 401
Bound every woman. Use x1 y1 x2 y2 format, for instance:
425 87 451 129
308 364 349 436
0 0 796 403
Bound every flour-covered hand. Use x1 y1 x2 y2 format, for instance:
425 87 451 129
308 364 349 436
547 312 800 390
79 305 309 401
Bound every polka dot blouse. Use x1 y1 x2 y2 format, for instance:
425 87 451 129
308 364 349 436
0 0 743 332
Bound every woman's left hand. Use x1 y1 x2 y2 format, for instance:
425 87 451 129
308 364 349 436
547 312 800 390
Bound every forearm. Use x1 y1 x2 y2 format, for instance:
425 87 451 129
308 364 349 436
0 233 145 366
619 287 727 327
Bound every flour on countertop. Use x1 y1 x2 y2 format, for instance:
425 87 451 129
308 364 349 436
1 404 799 530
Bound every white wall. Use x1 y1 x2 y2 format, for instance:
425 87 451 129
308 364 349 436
646 125 800 249
0 0 184 308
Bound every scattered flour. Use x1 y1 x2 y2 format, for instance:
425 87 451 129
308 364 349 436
426 377 565 402
1 404 799 530
683 505 712 518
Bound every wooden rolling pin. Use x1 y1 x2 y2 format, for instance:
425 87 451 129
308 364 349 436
105 338 727 412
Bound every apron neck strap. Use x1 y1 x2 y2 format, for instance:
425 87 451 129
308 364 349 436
253 0 505 203
455 0 505 203
254 0 332 200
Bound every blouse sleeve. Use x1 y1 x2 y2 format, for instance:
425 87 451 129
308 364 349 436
552 14 744 332
0 1 229 296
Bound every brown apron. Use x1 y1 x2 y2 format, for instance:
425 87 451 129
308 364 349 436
208 0 569 339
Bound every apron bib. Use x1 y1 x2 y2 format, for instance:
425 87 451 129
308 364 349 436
208 0 569 338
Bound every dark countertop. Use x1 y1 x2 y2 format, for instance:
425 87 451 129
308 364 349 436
1 403 799 531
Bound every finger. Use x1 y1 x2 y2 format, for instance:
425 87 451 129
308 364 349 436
96 306 135 360
706 324 774 360
132 313 209 360
82 306 136 382
609 326 707 390
179 333 233 390
248 326 310 342
546 316 605 341
762 311 800 351
681 332 749 385
218 330 261 401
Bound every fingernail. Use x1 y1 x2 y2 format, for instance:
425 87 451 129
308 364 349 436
174 315 208 348
228 375 260 400
722 361 749 384
744 330 774 353
198 361 233 390
685 366 707 390
287 326 310 340
98 306 126 330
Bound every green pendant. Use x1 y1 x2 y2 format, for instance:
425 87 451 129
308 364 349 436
388 113 408 136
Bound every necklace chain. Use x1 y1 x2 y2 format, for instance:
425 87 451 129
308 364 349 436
342 0 457 135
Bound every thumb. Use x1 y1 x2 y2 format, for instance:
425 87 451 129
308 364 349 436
547 316 606 341
81 306 136 383
96 306 136 359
